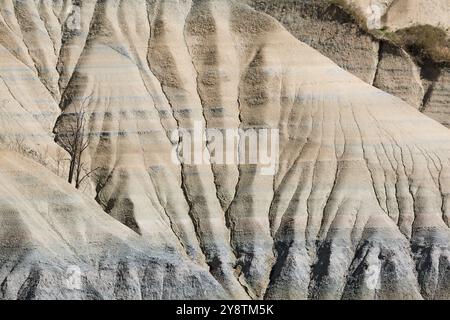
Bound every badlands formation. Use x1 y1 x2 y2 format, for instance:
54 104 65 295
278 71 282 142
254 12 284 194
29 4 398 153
349 0 450 30
247 0 450 127
0 0 450 300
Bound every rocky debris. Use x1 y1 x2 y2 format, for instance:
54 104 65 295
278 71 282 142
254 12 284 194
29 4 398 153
0 0 449 300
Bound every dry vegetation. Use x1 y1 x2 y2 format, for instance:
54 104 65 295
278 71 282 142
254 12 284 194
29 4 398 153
328 0 450 64
328 0 371 31
374 25 450 64
6 134 49 167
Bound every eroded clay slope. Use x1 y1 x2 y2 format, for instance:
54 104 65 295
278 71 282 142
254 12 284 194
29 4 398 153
245 0 450 128
0 0 450 299
0 150 227 299
0 31 60 169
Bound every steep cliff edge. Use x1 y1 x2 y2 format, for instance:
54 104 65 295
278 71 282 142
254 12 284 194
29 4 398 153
0 0 450 300
245 0 450 127
348 0 450 31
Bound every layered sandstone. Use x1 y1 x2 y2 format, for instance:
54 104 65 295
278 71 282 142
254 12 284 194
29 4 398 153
0 0 449 300
246 0 450 126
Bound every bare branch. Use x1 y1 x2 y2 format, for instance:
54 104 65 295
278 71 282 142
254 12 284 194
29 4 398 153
78 166 101 186
55 94 94 188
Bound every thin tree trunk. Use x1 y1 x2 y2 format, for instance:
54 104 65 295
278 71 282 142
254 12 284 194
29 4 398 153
75 161 81 189
68 158 75 184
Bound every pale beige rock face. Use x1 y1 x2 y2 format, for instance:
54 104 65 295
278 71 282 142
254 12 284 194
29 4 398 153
349 0 450 31
244 0 381 84
246 0 450 119
0 0 450 300
0 151 227 300
384 0 450 30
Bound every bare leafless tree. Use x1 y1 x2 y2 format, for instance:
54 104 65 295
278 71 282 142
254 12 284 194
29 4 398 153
9 134 26 154
56 96 97 189
53 147 68 177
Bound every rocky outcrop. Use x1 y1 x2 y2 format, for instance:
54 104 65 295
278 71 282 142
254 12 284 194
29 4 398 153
347 0 450 31
383 0 450 30
423 67 450 127
246 0 450 124
0 0 450 300
243 0 381 83
373 42 424 109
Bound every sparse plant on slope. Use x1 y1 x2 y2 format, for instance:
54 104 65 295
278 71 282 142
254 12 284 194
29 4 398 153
55 96 98 189
371 24 450 64
394 25 450 63
6 134 50 167
8 134 26 154
53 147 69 178
328 0 370 31
328 1 450 64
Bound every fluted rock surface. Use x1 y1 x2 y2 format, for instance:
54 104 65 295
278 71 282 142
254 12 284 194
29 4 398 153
0 0 449 300
246 0 450 127
0 150 228 299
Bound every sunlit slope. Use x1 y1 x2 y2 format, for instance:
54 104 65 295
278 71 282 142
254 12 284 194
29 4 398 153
0 0 449 299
